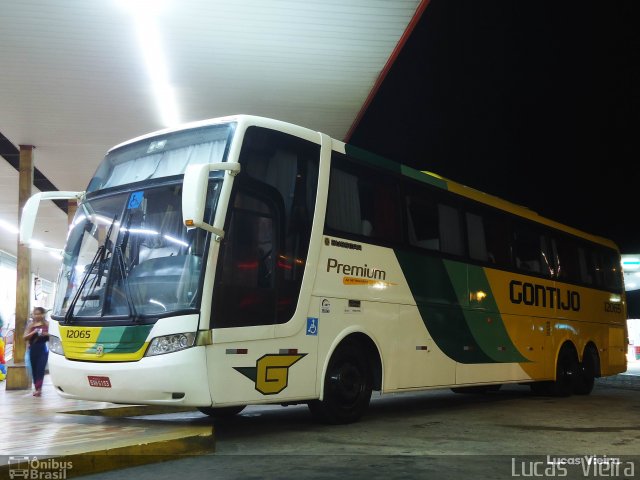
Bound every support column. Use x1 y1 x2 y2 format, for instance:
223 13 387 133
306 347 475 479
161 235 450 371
6 144 34 390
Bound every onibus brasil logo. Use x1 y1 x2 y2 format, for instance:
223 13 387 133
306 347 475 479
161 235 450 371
8 456 72 479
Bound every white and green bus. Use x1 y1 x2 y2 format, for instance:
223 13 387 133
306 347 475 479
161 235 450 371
22 115 628 423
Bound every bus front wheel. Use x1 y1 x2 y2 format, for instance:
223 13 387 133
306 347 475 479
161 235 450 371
197 405 246 418
553 345 579 396
531 344 578 396
308 342 373 424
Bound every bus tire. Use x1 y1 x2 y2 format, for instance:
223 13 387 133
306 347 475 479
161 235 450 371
308 342 373 424
574 346 598 395
197 405 246 418
551 344 579 397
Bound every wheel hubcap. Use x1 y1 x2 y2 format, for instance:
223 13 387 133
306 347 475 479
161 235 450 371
329 362 363 405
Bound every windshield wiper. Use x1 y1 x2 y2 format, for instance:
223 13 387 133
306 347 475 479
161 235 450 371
64 215 118 323
113 212 141 321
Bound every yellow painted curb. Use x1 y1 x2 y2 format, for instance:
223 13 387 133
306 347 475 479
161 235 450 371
0 427 214 478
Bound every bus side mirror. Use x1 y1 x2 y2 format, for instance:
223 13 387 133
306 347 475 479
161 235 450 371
20 191 84 250
182 162 240 238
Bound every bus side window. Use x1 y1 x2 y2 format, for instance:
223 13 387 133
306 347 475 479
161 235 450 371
466 210 509 267
438 204 463 256
326 168 363 235
466 212 489 262
577 247 593 284
601 249 623 291
513 224 548 276
590 250 605 287
552 236 581 283
405 195 439 251
239 127 320 324
326 155 401 243
213 191 277 328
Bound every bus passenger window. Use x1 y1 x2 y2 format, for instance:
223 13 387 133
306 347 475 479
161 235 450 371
601 250 623 291
483 213 511 267
326 155 401 243
466 209 511 267
577 247 593 284
552 236 581 283
513 226 549 276
466 213 489 262
405 196 439 251
439 204 463 256
326 169 363 235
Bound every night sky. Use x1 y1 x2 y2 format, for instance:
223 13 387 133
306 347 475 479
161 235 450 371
351 0 639 253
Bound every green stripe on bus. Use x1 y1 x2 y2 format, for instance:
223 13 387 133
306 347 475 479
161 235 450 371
395 250 494 364
446 262 529 363
344 144 401 173
88 325 153 354
400 165 448 189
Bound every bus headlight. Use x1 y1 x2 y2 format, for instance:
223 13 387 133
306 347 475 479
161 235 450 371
48 335 64 355
146 332 196 356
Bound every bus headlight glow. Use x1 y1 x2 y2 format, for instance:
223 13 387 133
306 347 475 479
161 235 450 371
49 335 64 355
146 332 196 356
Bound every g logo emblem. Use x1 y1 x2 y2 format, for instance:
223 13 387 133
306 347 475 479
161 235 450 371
234 353 306 395
96 345 104 357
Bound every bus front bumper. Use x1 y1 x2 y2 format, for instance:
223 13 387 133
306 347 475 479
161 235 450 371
48 346 212 406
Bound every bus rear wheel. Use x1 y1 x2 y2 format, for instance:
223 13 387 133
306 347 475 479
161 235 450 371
197 405 246 418
308 342 372 424
574 347 598 395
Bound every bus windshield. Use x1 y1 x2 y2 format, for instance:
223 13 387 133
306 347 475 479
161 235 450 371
53 181 221 320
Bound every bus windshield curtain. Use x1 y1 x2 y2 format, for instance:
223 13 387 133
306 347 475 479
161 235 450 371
326 170 361 235
102 140 227 189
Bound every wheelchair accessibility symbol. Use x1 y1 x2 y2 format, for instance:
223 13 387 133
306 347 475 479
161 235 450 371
306 317 318 336
128 191 144 209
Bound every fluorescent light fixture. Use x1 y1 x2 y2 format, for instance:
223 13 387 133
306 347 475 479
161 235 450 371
117 0 179 127
0 219 19 235
622 257 640 271
116 0 169 16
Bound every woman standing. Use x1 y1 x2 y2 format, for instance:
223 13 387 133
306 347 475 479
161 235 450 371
23 307 49 396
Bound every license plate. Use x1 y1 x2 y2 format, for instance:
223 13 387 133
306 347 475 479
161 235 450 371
88 375 112 388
